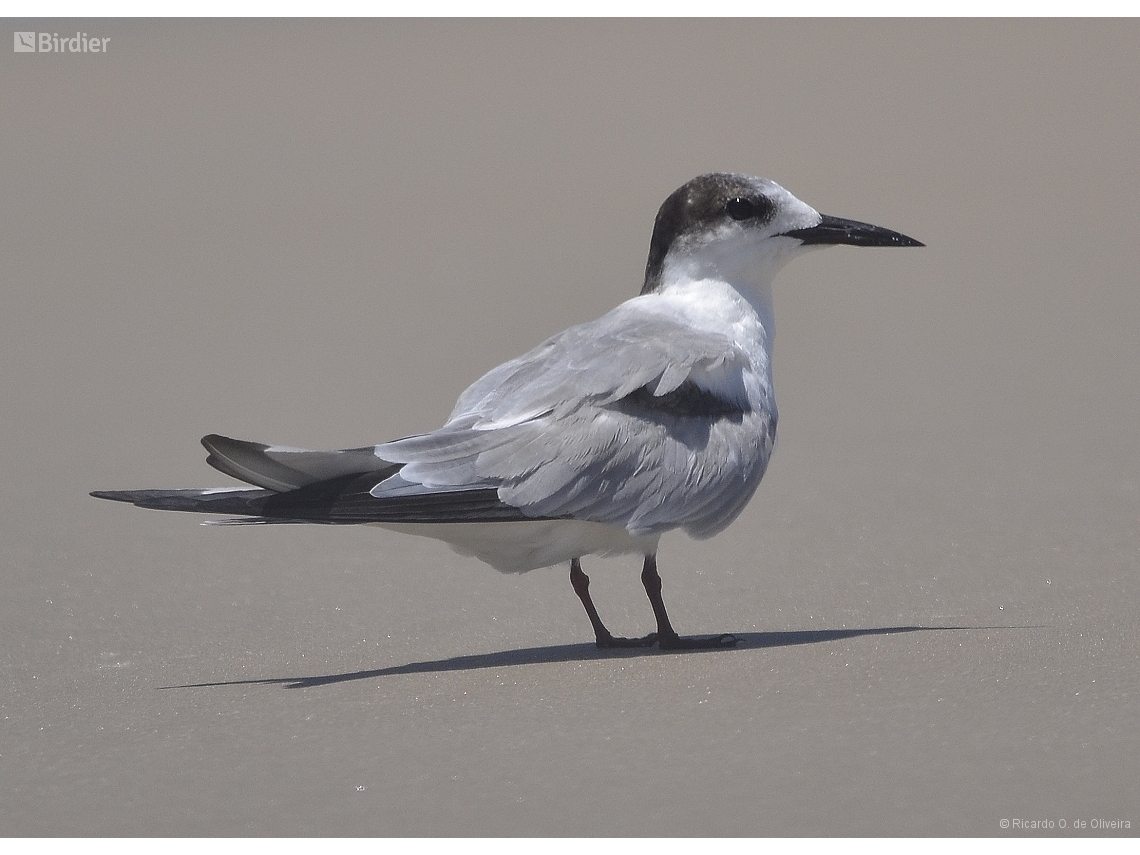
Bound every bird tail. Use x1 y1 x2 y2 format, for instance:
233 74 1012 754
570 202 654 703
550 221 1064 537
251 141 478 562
90 487 274 517
91 435 529 526
91 432 400 524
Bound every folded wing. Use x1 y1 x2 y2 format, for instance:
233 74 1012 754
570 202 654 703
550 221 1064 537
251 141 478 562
95 297 776 539
377 297 777 537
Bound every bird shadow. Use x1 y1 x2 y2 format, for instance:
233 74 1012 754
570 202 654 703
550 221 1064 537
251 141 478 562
160 623 1013 691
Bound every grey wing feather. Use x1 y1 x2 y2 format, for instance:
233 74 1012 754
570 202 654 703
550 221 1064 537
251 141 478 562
202 434 398 492
448 301 745 423
379 299 776 537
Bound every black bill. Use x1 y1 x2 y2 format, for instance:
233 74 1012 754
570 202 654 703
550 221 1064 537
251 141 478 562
784 214 924 248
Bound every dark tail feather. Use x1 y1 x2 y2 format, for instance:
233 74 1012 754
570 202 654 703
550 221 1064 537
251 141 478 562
90 488 273 516
92 475 539 525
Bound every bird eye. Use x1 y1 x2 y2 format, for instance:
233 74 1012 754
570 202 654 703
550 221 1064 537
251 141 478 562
726 198 755 220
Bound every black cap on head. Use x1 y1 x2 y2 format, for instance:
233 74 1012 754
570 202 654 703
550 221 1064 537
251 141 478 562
642 174 779 294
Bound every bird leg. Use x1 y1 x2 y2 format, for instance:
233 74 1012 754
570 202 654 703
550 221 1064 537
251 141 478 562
641 554 738 649
570 558 657 648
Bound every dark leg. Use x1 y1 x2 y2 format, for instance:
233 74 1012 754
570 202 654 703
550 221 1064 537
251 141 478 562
570 558 657 649
641 554 738 650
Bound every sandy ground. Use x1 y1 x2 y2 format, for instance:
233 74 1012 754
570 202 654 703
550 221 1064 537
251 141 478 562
2 20 1138 836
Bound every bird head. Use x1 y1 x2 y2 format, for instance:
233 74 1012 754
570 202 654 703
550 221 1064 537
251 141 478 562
642 173 922 295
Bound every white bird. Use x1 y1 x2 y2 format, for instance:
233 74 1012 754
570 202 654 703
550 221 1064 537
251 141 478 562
94 173 922 649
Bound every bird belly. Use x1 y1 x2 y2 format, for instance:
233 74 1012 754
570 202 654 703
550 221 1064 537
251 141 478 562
371 519 661 574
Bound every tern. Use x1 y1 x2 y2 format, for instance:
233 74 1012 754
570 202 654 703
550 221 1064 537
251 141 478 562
93 173 922 649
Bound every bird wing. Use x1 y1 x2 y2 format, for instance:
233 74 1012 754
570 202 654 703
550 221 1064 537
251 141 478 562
100 299 775 538
378 297 777 537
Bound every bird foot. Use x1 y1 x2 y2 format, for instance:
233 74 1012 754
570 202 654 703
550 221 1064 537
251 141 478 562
656 632 739 650
595 632 659 649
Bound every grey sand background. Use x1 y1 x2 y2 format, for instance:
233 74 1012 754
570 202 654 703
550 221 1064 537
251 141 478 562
2 20 1138 834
